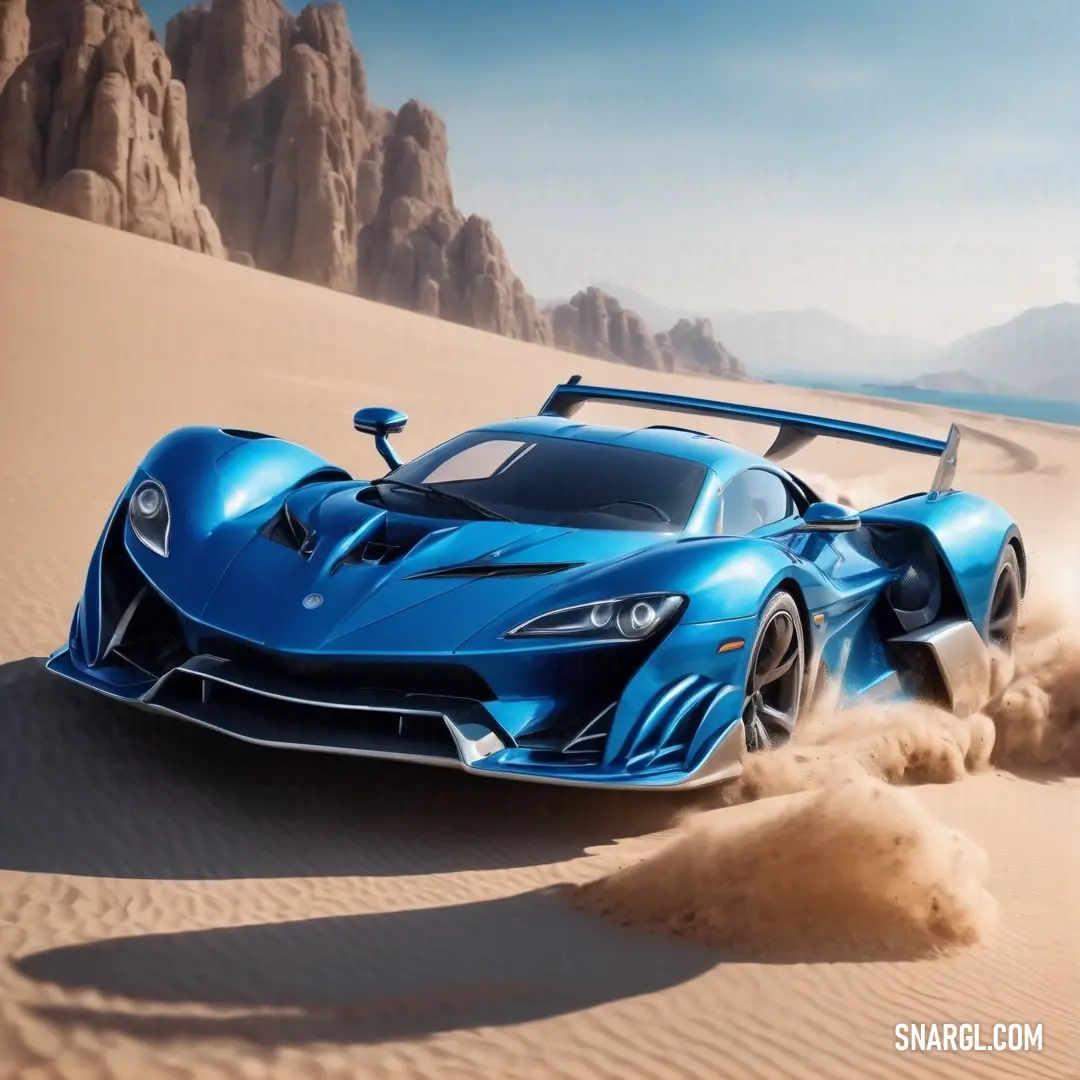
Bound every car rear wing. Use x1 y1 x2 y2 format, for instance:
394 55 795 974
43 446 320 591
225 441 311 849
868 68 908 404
539 376 961 495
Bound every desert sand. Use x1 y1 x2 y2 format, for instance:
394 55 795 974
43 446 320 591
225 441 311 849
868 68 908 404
1 196 1078 1080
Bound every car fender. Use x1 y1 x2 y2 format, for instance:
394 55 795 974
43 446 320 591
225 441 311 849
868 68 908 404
861 491 1024 635
138 426 350 528
72 426 350 663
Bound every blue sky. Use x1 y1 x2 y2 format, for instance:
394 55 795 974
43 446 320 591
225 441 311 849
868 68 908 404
148 0 1079 341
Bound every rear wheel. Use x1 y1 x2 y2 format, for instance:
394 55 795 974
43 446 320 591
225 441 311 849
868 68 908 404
742 590 805 753
987 545 1021 654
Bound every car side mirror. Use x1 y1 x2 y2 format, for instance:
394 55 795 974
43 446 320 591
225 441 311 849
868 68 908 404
795 501 861 533
353 406 407 470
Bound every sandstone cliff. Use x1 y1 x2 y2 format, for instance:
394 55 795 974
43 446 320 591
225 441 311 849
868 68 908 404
0 0 223 255
166 0 391 289
166 0 548 334
355 98 550 343
550 287 749 378
0 0 28 95
550 287 665 369
657 317 748 378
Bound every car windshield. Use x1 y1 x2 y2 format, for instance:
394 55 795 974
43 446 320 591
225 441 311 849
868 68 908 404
376 431 708 531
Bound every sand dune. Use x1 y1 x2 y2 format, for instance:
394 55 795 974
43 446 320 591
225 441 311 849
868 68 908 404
1 197 1079 1079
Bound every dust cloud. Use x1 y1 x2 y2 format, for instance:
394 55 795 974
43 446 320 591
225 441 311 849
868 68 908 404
574 771 996 961
575 478 1080 959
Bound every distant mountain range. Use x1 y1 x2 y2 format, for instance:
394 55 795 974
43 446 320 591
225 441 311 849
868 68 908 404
912 302 1080 399
713 310 936 380
590 283 1080 400
592 282 936 379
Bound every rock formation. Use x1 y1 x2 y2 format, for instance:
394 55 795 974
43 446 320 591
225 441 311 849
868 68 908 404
550 287 664 369
658 317 748 378
355 99 550 343
25 0 69 49
0 0 223 255
166 0 547 332
0 0 29 95
166 0 393 290
550 287 750 379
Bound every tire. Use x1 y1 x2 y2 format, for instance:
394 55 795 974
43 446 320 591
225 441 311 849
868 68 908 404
987 544 1021 654
742 590 805 753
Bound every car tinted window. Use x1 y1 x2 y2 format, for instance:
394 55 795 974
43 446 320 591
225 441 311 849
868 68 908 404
423 439 531 482
718 469 793 535
386 431 707 531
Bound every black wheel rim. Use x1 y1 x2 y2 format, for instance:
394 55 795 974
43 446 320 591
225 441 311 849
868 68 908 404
743 610 802 752
988 566 1019 652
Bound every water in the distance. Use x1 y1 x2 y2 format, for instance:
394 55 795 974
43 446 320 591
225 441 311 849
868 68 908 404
772 374 1080 428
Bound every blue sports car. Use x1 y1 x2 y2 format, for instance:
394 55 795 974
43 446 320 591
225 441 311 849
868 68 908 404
46 377 1026 790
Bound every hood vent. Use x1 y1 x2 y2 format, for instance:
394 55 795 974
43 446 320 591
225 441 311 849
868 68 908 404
262 503 315 557
404 561 584 581
332 523 417 573
339 539 405 567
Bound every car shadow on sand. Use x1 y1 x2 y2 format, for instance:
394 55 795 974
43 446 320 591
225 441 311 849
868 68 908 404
16 888 717 1047
0 658 692 880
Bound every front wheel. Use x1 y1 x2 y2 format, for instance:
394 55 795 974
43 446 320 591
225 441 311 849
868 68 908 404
742 590 805 753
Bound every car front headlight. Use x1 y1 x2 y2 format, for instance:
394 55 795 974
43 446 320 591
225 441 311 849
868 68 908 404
129 479 171 557
506 593 685 640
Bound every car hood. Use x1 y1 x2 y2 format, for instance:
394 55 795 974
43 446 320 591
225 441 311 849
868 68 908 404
194 485 670 653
